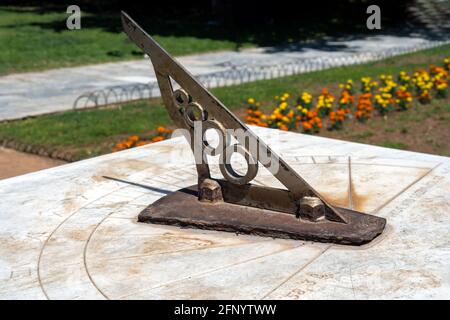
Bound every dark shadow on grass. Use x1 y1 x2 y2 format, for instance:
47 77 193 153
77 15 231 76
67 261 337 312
1 2 447 52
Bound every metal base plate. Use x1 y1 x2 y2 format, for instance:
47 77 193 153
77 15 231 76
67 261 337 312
138 185 386 245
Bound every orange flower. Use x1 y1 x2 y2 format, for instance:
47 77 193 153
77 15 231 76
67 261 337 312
329 111 336 121
302 121 312 130
113 142 126 152
136 141 150 147
313 117 322 127
128 135 139 142
156 126 167 133
307 110 316 118
151 136 164 142
355 93 373 122
287 110 294 119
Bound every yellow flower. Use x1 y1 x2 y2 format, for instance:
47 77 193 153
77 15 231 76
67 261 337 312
247 98 255 104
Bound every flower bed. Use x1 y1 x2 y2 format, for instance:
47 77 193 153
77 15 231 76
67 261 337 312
113 57 449 152
113 126 171 152
245 57 449 134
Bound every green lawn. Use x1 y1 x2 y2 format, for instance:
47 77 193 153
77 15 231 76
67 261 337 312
0 5 415 75
0 44 449 160
0 6 250 75
0 103 171 160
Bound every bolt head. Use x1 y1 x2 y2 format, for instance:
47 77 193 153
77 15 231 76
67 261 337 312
198 178 223 202
299 196 326 221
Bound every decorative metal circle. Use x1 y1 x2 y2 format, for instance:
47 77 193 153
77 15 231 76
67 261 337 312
184 102 207 127
173 89 189 107
202 120 230 156
219 144 258 185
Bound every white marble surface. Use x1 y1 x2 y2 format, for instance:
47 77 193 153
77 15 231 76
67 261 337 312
0 126 449 299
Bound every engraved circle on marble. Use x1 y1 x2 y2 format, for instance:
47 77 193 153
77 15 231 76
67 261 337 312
35 155 437 300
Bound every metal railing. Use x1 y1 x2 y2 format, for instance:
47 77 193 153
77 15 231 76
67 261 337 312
73 39 450 109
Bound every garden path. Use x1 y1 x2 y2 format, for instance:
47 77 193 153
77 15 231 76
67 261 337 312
0 34 447 121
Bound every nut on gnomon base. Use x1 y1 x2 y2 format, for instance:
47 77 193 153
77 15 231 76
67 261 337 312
299 196 326 221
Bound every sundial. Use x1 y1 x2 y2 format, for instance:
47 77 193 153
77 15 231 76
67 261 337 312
0 13 449 300
120 12 385 245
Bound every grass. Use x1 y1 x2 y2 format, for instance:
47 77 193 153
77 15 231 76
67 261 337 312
0 5 426 75
0 44 449 160
321 99 450 156
0 6 251 75
0 103 171 159
381 141 409 150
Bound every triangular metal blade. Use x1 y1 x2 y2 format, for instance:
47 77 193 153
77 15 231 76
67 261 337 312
121 11 346 223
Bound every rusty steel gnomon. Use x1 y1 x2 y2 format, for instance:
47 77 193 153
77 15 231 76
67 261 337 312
121 12 386 245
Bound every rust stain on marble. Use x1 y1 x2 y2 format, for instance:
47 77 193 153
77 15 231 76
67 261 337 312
321 192 349 208
350 183 369 212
